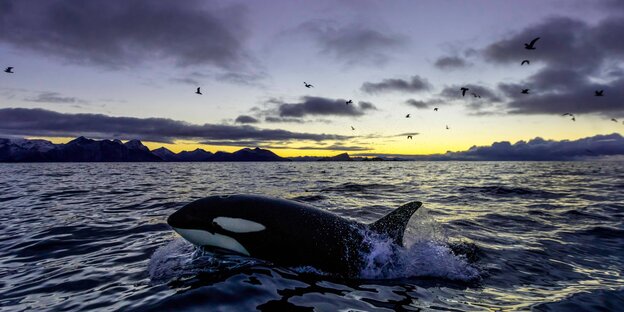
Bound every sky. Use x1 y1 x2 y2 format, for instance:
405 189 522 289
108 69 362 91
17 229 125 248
0 0 623 157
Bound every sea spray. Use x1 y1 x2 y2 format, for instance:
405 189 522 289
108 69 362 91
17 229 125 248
359 207 480 281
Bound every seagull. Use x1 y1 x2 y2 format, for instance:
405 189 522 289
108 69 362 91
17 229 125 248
405 114 410 118
304 82 313 88
433 108 438 111
446 125 450 130
351 126 355 130
4 67 13 73
195 87 202 95
460 87 469 96
345 99 353 105
521 89 530 94
521 60 530 65
595 90 604 96
407 135 413 139
611 118 618 123
524 37 540 50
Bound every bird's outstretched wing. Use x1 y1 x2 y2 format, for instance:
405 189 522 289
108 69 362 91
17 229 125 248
529 37 540 46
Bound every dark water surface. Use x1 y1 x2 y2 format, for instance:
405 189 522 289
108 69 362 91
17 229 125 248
0 162 623 311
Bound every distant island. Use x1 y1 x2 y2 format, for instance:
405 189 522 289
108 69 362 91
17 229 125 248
0 137 380 162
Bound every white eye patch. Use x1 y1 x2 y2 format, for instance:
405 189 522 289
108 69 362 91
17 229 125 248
213 217 266 233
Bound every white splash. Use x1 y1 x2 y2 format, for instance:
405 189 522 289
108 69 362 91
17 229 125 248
359 208 481 281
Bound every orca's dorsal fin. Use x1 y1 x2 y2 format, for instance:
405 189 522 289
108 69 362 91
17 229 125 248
369 201 422 246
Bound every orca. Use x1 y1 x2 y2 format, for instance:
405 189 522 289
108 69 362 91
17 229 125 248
167 195 421 277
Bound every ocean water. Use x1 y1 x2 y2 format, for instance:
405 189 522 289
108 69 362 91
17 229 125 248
0 161 623 311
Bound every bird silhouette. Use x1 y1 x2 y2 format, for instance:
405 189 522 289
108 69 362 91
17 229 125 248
4 67 13 73
571 117 576 122
195 87 202 95
304 82 313 88
446 125 450 130
521 89 530 94
562 113 573 117
524 37 540 50
460 87 469 96
595 90 604 96
407 135 412 139
471 92 481 98
433 108 438 111
611 118 618 123
351 126 355 130
521 60 530 65
346 99 353 105
405 114 410 118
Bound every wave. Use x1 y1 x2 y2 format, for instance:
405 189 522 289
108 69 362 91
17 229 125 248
458 185 565 198
321 182 397 193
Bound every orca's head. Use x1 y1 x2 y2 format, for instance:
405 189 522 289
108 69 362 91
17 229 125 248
167 195 266 256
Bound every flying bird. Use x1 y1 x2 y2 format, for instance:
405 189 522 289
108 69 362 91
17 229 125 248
562 113 573 116
405 114 410 118
595 90 604 96
4 67 13 73
407 135 413 139
433 108 438 111
460 87 469 96
521 60 530 65
346 100 353 105
571 117 576 122
611 118 618 123
195 87 202 95
471 92 481 98
446 125 450 130
304 82 313 88
521 89 530 94
524 37 540 50
351 126 355 130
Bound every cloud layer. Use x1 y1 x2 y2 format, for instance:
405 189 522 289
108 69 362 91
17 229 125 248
0 0 251 69
361 75 432 94
272 96 377 118
299 20 406 66
483 16 624 116
0 108 348 143
439 133 624 161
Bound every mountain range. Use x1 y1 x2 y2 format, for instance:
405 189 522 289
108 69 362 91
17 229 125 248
0 137 289 162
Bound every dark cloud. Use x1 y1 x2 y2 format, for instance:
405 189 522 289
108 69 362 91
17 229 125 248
25 92 87 104
438 84 503 109
0 108 349 143
405 99 430 109
234 115 259 124
275 97 377 118
199 141 371 151
264 117 305 123
395 132 420 137
0 0 251 70
483 17 598 69
483 16 624 116
434 56 471 70
438 133 624 161
285 144 372 151
299 20 406 66
503 77 624 116
361 75 432 94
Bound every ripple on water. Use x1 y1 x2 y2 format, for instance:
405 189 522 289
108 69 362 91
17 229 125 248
0 161 622 311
